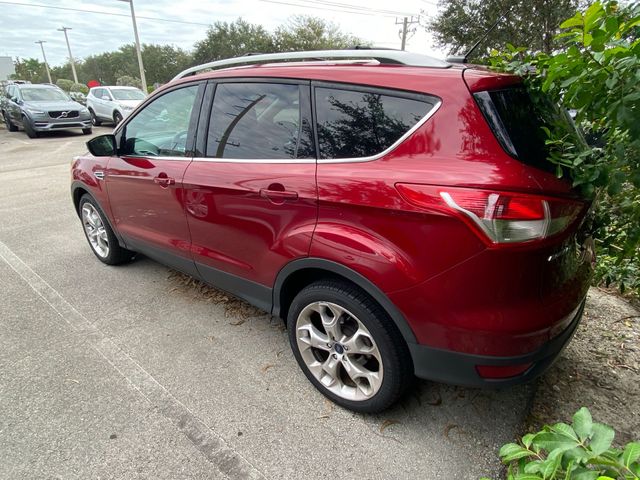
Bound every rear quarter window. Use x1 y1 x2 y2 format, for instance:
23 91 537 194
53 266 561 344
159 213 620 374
473 87 584 172
315 86 437 160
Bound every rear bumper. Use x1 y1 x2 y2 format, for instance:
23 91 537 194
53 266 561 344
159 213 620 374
409 298 585 387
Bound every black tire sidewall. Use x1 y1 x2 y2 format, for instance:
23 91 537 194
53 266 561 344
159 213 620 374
23 116 38 138
287 281 412 413
113 112 122 125
89 109 101 126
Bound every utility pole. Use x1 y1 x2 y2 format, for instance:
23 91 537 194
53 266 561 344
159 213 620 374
57 26 79 83
117 0 147 92
395 16 420 50
35 40 52 84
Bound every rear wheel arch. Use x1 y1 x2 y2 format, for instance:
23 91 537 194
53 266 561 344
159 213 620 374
273 258 418 346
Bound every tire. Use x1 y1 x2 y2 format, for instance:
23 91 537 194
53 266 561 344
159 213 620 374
287 280 413 413
78 194 135 265
82 128 92 135
3 111 18 132
89 109 101 126
113 111 123 125
23 116 38 138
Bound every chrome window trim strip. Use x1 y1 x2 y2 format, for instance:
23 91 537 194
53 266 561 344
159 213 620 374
121 155 192 162
120 100 440 165
191 157 316 164
190 100 441 165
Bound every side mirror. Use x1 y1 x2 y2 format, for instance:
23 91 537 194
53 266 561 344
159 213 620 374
87 134 117 157
101 95 111 101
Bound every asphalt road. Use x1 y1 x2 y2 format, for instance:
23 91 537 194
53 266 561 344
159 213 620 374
0 123 533 479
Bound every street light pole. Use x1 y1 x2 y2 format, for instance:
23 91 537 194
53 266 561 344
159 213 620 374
35 40 52 84
118 0 147 92
57 26 79 84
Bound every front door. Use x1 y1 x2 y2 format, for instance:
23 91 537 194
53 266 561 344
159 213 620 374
106 83 203 275
183 81 317 308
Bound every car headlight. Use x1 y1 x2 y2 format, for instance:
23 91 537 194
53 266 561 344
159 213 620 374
25 108 45 115
120 104 134 111
80 107 90 114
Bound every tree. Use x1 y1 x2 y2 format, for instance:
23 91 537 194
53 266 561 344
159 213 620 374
11 58 48 83
137 44 191 85
192 19 276 65
489 1 640 294
273 16 362 51
55 78 74 91
426 0 580 57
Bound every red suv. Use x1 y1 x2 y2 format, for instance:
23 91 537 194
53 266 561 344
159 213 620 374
71 50 594 413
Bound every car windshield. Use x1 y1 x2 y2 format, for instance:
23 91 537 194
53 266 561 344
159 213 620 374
111 89 145 101
20 88 70 102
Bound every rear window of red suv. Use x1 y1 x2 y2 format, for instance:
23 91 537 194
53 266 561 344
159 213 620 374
473 86 584 171
315 86 437 160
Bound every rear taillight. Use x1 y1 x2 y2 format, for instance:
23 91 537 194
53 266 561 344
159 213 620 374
396 184 583 245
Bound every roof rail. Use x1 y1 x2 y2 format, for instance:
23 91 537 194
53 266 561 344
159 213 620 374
172 49 450 81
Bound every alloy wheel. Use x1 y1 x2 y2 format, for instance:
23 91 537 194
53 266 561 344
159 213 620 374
82 203 109 258
296 301 383 401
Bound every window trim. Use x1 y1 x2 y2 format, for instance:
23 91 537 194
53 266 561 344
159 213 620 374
311 80 441 163
199 78 314 162
114 81 205 159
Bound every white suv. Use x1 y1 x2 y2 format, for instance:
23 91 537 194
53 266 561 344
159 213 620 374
86 86 146 126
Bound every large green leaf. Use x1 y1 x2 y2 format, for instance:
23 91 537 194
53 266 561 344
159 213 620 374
573 408 594 442
534 432 580 453
622 442 640 468
501 443 534 463
590 423 615 456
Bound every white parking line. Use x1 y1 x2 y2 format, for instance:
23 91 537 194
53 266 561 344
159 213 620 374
0 239 266 480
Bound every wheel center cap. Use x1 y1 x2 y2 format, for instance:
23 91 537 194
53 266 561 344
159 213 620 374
334 343 344 354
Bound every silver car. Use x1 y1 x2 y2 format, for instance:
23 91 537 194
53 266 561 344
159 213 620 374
86 86 146 126
2 83 92 138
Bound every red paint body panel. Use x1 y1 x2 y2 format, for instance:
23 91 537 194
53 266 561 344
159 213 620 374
105 156 192 257
182 161 317 285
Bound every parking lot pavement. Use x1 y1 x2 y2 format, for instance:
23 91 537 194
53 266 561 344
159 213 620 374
0 124 534 479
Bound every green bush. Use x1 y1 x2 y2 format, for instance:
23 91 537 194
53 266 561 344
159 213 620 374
488 1 640 296
483 408 639 479
70 82 88 94
116 75 142 89
55 78 74 92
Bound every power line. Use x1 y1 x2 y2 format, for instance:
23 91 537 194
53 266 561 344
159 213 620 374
258 0 410 18
0 1 212 27
296 0 418 17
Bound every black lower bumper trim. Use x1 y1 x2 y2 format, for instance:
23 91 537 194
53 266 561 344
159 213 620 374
409 299 586 387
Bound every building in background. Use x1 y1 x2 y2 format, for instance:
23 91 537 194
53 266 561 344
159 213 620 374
0 57 15 81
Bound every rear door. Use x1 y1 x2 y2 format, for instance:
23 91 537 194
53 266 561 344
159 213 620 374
94 88 110 120
106 82 204 275
182 79 317 307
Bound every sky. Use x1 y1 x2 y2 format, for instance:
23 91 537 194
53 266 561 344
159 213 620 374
0 0 448 68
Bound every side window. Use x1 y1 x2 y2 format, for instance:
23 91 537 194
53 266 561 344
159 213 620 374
93 88 103 98
6 86 13 99
206 82 313 159
121 85 198 157
315 87 435 159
